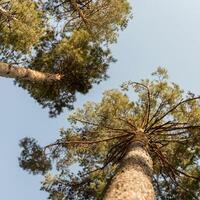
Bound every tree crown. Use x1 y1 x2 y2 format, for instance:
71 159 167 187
19 68 200 199
0 0 132 116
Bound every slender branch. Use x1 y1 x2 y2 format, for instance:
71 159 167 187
44 133 131 150
175 182 199 200
149 124 199 138
147 99 167 131
151 122 188 131
147 92 179 131
146 96 200 132
104 136 134 167
69 117 133 134
114 116 137 130
150 125 200 138
151 130 189 138
153 144 200 180
175 168 200 180
155 139 189 144
148 120 172 135
160 125 200 132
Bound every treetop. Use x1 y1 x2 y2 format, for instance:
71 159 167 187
19 68 200 199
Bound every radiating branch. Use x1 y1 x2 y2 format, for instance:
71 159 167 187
69 117 133 134
146 96 200 132
44 133 131 150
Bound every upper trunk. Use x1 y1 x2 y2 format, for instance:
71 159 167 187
103 131 155 200
0 62 62 82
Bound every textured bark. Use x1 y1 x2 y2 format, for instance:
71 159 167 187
103 132 155 200
0 62 62 82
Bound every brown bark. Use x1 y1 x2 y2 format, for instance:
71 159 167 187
103 131 155 200
0 62 62 82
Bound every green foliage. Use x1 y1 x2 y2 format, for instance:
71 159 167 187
17 30 115 117
43 0 132 43
0 0 44 52
19 68 200 199
0 0 132 116
19 137 52 174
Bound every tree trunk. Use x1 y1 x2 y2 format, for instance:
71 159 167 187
0 62 62 82
103 132 155 200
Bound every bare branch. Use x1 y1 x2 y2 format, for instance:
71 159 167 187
113 116 137 131
44 133 131 150
146 96 200 132
152 125 200 134
69 117 133 134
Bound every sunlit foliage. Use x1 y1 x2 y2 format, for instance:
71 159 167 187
19 68 200 199
0 0 44 52
0 0 132 116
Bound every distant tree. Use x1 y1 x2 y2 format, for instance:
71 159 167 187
19 68 200 199
0 0 132 116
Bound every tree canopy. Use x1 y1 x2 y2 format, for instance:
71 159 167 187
0 0 132 116
19 68 200 199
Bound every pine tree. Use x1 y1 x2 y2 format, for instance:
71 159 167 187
0 0 132 116
19 68 200 199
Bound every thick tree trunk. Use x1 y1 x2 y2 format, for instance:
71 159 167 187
103 132 155 200
0 62 62 82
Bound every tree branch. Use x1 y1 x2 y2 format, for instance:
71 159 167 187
146 96 200 132
44 133 131 150
0 62 62 82
69 117 133 134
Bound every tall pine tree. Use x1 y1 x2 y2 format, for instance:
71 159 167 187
0 0 132 116
19 68 200 199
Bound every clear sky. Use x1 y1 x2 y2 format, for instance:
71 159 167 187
0 0 200 199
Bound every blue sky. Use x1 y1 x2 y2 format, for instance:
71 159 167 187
0 0 200 199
